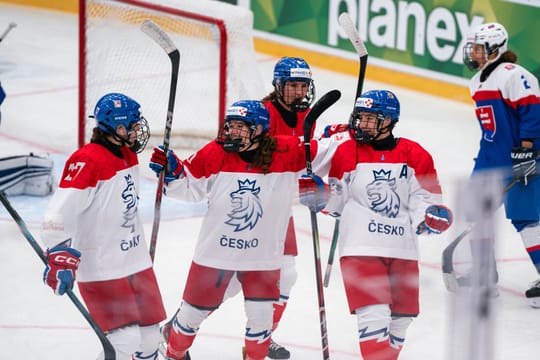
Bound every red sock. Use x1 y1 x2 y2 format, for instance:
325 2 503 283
272 301 287 330
359 338 398 360
244 337 271 360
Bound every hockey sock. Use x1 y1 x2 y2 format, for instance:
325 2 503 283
167 302 210 358
389 316 413 355
520 225 540 274
272 297 288 330
244 300 273 360
355 305 397 360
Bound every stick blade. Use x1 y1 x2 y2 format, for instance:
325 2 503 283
303 89 341 140
338 12 368 58
141 20 177 55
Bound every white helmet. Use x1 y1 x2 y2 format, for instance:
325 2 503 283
463 22 508 71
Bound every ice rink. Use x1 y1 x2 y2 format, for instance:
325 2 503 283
0 3 538 359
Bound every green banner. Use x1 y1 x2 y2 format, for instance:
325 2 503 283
231 0 540 83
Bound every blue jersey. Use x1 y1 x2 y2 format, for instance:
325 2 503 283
470 62 540 171
469 62 540 223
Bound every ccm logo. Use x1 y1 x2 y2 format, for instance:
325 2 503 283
512 152 534 160
53 254 80 266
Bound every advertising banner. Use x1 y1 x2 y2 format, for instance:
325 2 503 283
237 0 540 87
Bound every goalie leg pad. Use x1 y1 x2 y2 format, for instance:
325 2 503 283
0 153 54 196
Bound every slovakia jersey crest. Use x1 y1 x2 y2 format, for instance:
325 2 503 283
476 105 496 141
225 179 263 231
366 169 400 218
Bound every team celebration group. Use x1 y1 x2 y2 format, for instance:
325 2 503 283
36 22 540 360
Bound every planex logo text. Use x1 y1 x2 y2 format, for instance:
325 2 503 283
328 0 485 64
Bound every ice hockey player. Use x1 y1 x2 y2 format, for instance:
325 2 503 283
300 89 453 359
462 22 540 307
40 93 167 359
149 99 332 360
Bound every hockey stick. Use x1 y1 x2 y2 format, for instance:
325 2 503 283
442 178 519 291
0 191 116 360
323 219 339 287
339 12 368 100
141 20 180 262
323 13 369 288
0 22 17 43
303 89 341 360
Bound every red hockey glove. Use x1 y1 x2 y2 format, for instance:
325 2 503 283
299 174 329 212
43 246 81 296
149 145 184 183
322 123 349 138
416 205 453 235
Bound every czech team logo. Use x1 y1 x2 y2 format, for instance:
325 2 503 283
225 179 263 231
366 169 400 218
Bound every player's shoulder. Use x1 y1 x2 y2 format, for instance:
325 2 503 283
396 137 433 157
68 142 109 163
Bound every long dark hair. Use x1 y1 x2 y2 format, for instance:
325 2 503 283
252 135 277 174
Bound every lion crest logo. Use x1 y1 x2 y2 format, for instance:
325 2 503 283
225 179 263 231
366 169 400 218
121 174 138 232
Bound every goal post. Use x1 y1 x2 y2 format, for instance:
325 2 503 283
79 0 266 149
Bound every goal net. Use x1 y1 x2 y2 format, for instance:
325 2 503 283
79 0 266 149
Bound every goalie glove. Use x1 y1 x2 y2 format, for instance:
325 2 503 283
149 145 184 183
511 147 537 186
299 174 329 212
43 245 81 296
416 205 453 235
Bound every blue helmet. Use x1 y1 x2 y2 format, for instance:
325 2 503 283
272 57 312 87
350 90 400 143
221 100 270 152
92 93 150 153
225 100 270 133
93 93 142 134
354 90 400 122
272 57 314 111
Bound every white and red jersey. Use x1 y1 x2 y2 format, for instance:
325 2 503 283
41 143 151 282
164 136 328 271
325 138 444 260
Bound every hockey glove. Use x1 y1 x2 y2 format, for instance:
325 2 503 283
416 205 453 235
511 147 537 186
149 145 184 183
322 123 349 138
43 246 81 296
299 174 329 212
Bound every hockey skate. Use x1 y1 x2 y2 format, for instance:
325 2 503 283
160 352 190 360
267 339 290 359
158 322 190 360
525 279 540 308
241 338 290 360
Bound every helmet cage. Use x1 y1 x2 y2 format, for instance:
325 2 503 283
92 93 150 153
217 100 270 152
273 57 314 112
463 22 508 71
349 90 400 144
